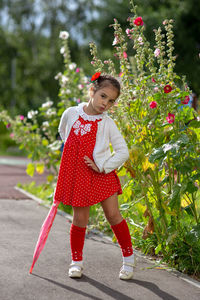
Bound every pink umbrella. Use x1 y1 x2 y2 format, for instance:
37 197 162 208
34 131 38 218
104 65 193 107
29 198 60 274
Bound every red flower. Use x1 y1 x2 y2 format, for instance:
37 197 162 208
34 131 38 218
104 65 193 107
164 84 172 93
166 113 175 124
91 72 101 81
151 77 156 83
149 101 157 109
134 17 144 26
181 95 190 104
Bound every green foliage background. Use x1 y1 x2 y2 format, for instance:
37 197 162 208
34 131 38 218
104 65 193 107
0 0 199 116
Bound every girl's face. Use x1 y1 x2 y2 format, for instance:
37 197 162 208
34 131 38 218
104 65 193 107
90 85 119 114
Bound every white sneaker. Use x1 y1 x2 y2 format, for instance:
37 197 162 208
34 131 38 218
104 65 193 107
119 254 136 280
119 262 135 280
68 261 83 278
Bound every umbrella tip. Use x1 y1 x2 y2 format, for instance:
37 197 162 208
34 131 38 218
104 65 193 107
29 266 33 274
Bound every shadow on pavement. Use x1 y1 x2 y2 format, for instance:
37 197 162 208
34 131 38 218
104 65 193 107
31 273 134 300
131 279 179 300
31 272 179 300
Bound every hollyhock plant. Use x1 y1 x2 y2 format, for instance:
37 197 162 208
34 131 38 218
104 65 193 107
166 113 175 123
134 17 144 26
164 84 172 93
149 101 157 109
1 1 199 278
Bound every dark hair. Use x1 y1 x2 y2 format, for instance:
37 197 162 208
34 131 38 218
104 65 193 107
93 74 121 97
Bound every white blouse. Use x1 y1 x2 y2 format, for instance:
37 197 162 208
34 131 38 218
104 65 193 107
58 102 129 174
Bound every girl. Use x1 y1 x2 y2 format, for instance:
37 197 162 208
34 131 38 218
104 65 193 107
54 72 135 280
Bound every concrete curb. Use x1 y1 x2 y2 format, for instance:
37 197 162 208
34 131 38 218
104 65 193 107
15 186 200 289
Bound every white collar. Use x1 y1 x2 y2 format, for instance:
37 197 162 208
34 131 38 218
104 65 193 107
77 102 108 121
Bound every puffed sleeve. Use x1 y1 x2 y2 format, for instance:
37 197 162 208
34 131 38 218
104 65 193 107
58 108 70 142
102 118 129 174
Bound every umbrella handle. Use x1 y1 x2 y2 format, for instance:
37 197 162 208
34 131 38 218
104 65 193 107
29 264 34 274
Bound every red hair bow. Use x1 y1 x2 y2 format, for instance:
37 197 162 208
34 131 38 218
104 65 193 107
91 72 101 81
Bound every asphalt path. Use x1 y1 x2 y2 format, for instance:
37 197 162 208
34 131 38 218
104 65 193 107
0 156 200 300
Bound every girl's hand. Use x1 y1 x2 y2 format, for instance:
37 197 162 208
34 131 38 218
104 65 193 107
84 156 101 173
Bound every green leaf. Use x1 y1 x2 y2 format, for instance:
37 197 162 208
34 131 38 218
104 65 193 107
169 184 181 210
48 141 62 151
177 134 189 145
36 163 45 174
185 181 198 194
117 167 127 177
149 147 165 163
155 244 162 255
188 120 200 128
26 163 35 177
175 161 192 174
120 203 130 210
185 224 200 246
182 204 195 217
160 175 169 185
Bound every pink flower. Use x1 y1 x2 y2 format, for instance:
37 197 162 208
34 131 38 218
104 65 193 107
76 98 81 103
164 84 172 93
137 36 143 45
149 101 157 109
118 72 123 77
78 84 84 89
20 115 24 120
6 123 11 128
76 68 80 73
151 77 156 83
91 61 95 65
134 17 144 26
126 28 131 35
154 48 160 57
181 96 190 104
112 36 120 45
166 113 175 124
154 87 159 92
10 133 14 138
123 52 128 59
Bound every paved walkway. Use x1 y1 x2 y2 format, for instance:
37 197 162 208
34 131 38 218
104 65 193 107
0 156 48 199
0 156 200 300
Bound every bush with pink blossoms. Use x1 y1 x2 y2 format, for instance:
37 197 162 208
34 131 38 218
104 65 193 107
89 0 200 277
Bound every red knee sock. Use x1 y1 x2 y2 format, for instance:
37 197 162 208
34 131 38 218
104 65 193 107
111 219 133 257
70 223 86 261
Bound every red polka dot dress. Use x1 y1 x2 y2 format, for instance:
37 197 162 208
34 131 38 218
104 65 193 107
54 115 122 207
